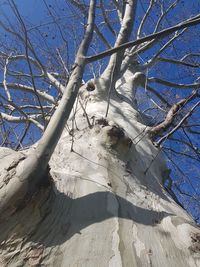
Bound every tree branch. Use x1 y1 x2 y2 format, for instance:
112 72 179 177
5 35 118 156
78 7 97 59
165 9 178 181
0 112 44 130
0 83 56 104
148 90 198 138
137 0 154 38
156 100 200 146
86 13 200 63
156 56 200 68
148 77 200 89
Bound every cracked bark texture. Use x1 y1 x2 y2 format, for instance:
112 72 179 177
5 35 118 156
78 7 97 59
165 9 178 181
0 69 200 267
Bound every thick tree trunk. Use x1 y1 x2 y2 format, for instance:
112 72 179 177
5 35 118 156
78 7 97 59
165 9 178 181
0 77 200 267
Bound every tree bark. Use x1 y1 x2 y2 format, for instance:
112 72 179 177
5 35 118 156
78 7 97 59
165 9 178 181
0 70 199 267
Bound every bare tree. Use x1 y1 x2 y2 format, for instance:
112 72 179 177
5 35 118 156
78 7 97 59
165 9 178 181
0 0 200 266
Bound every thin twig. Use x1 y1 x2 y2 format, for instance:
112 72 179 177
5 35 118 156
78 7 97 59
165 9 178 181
79 98 92 128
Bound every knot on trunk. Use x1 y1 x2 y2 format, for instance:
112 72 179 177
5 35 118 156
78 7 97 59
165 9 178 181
96 118 132 153
85 80 95 91
79 79 96 100
190 232 200 253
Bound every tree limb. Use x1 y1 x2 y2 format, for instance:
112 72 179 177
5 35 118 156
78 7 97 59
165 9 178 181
0 83 56 104
156 100 200 146
86 13 200 63
148 90 198 138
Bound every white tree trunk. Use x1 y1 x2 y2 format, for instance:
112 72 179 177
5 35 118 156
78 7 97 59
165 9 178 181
0 77 200 267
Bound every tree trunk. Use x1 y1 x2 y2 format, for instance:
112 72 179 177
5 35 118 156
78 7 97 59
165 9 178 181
0 75 200 267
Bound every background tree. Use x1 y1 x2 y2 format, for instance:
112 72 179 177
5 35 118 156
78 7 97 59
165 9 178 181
0 0 200 266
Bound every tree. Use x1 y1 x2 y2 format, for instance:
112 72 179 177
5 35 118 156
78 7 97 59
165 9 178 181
0 0 200 266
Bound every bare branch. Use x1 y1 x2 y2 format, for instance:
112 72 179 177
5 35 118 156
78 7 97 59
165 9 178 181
3 55 12 101
0 93 46 130
0 112 44 130
145 29 185 68
0 53 43 73
0 83 56 104
157 57 200 68
68 0 111 48
169 136 200 158
56 48 70 77
156 100 200 146
15 122 30 150
137 0 154 38
46 72 65 94
9 0 46 125
86 13 200 63
149 90 198 138
148 77 200 89
101 0 138 85
112 0 123 22
154 0 180 33
100 0 116 37
181 53 200 61
146 85 171 107
164 147 200 163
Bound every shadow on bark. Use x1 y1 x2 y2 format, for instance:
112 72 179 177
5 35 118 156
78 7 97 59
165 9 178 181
0 187 173 248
